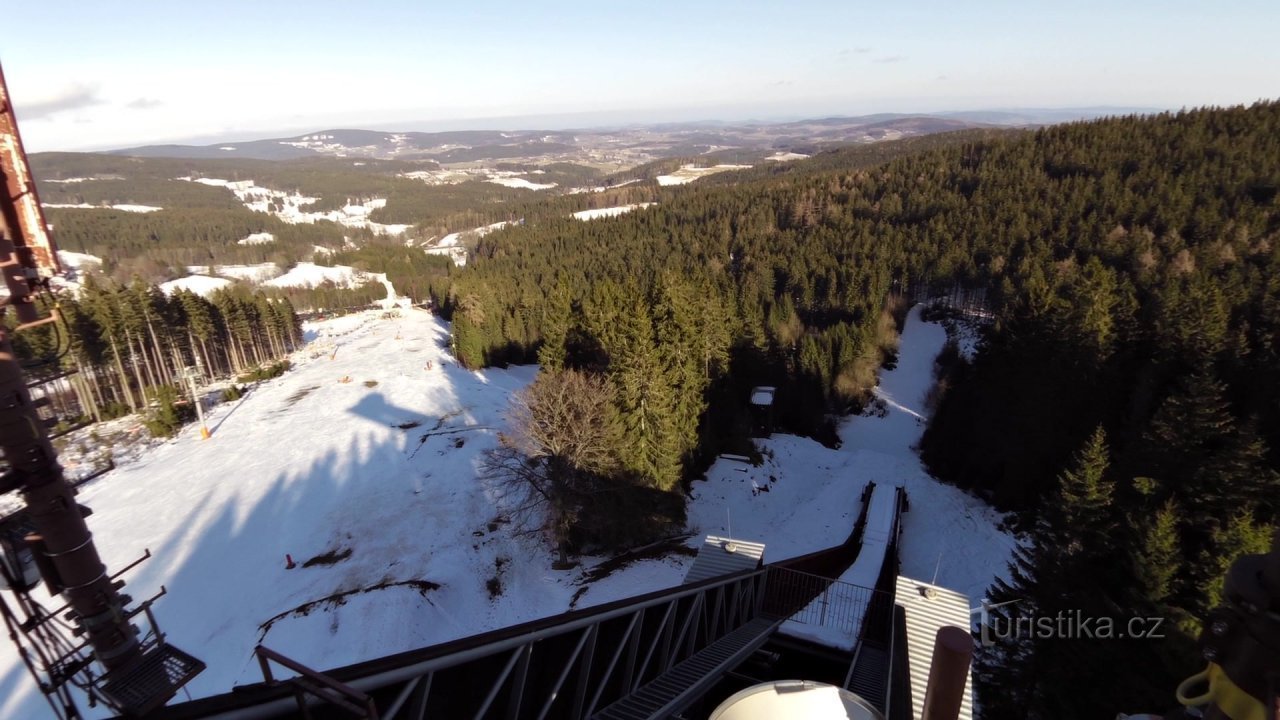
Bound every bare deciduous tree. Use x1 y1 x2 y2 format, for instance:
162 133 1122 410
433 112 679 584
482 368 617 566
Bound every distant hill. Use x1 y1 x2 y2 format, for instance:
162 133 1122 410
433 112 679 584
110 129 579 161
105 114 1010 163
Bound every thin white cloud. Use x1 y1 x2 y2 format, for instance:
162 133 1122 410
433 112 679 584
15 84 104 121
126 97 163 110
874 55 907 64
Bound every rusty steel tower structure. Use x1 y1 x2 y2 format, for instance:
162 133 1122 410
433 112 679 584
0 62 202 718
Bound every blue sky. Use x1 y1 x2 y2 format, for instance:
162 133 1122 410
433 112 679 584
5 0 1278 151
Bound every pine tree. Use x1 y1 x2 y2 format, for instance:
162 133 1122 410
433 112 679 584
609 295 681 491
1197 513 1273 615
1132 499 1181 607
978 428 1118 719
1053 426 1115 552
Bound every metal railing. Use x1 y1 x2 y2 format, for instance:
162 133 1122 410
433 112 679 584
162 567 896 720
762 566 883 638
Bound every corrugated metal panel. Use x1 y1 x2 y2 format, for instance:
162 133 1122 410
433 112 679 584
894 575 975 720
749 386 776 406
683 536 766 584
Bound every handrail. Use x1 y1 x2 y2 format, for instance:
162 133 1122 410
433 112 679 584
156 567 772 719
256 645 378 719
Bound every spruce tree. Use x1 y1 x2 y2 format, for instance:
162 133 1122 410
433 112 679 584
1132 499 1181 607
537 280 572 371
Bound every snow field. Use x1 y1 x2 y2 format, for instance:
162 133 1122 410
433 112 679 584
655 164 752 186
178 177 408 236
571 203 655 221
43 203 163 213
159 275 234 297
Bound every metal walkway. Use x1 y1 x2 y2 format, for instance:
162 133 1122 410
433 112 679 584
592 616 783 720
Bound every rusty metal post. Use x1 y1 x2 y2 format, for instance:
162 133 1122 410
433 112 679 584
921 625 972 720
0 323 140 669
0 62 141 672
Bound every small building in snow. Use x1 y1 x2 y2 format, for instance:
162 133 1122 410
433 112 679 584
749 386 776 436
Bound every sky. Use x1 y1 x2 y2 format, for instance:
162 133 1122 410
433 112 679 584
4 0 1278 152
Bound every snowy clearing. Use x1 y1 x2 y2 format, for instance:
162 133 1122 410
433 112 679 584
178 177 408 236
159 275 235 297
565 178 641 194
238 231 276 245
765 151 810 162
571 203 655 221
487 177 557 191
188 263 282 283
264 262 373 290
42 203 163 213
424 221 514 267
57 250 102 270
655 164 752 186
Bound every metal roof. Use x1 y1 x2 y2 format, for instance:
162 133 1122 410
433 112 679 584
749 386 776 407
683 536 766 584
894 575 975 720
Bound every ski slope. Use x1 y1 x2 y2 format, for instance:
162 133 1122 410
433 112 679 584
0 305 1013 717
679 305 1014 650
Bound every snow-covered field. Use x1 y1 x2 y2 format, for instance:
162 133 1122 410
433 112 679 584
565 178 640 194
571 203 655 221
159 261 388 298
656 164 752 186
238 231 276 246
180 177 409 236
43 203 163 213
189 263 282 284
423 221 514 266
265 262 370 290
58 250 101 272
766 152 810 162
487 177 556 191
0 305 1012 718
159 275 234 297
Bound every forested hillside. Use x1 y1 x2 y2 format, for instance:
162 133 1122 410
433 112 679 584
441 103 1280 717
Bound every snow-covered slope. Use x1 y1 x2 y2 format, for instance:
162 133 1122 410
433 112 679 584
0 305 1012 717
238 232 276 245
179 177 409 236
188 263 282 283
43 203 163 213
487 177 556 191
423 221 513 267
679 306 1013 598
655 164 752 186
159 275 234 297
571 203 654 221
0 309 681 718
58 250 102 272
265 262 374 290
